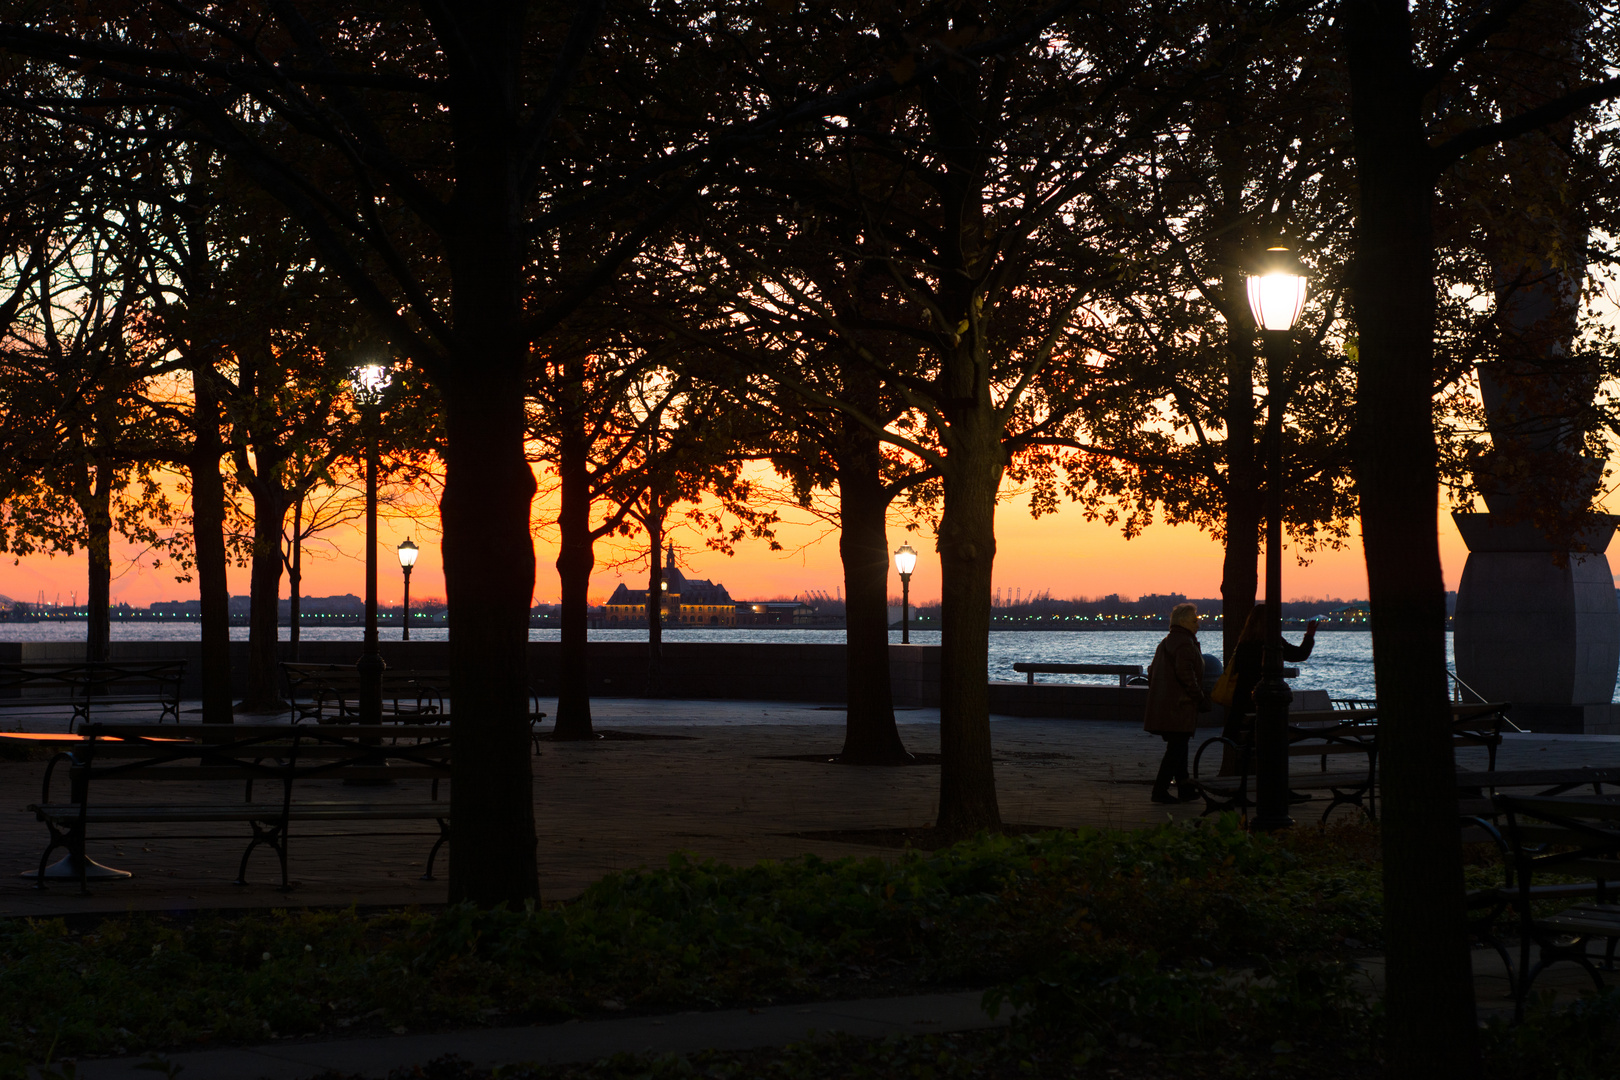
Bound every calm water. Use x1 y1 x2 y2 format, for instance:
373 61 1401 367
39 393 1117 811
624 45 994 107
0 623 1405 700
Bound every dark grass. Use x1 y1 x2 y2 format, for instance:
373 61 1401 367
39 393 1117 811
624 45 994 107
0 816 1594 1079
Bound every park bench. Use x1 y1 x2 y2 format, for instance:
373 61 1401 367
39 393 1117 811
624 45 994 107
25 722 451 893
1013 662 1145 687
1450 769 1620 1003
280 662 549 751
1193 700 1513 824
1483 789 1620 1018
0 660 185 731
281 662 448 724
1193 708 1381 823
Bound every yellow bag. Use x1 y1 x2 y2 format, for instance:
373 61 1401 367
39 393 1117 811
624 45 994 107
1209 667 1237 708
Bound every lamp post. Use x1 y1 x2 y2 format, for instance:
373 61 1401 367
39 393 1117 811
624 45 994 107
351 360 392 728
397 538 418 642
894 543 918 644
1246 244 1309 832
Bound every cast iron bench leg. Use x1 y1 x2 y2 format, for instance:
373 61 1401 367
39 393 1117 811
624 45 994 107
423 818 449 881
238 820 290 888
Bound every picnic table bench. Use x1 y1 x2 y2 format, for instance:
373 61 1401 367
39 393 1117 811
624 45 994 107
1012 663 1145 687
0 660 185 730
1193 700 1513 824
1194 708 1382 823
280 662 448 724
1469 788 1620 1016
1451 768 1620 999
280 662 550 751
25 722 451 893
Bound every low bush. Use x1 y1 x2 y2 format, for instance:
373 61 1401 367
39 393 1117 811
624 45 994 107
0 816 1388 1067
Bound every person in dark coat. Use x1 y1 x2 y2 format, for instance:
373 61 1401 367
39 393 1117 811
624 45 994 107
1218 604 1318 773
1144 602 1207 803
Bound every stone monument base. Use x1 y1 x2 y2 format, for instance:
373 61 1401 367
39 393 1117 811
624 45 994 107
1506 702 1620 735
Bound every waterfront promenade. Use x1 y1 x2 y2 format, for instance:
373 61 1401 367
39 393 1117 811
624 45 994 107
3 697 1616 918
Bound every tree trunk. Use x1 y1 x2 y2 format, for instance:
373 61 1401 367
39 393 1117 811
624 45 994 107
442 364 540 905
242 485 290 711
288 496 302 660
190 369 233 724
1220 269 1261 664
837 436 908 764
934 416 1004 838
553 423 595 740
646 504 664 697
1343 3 1480 1076
84 464 112 663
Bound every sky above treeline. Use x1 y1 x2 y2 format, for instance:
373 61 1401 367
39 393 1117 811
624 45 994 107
0 461 1493 610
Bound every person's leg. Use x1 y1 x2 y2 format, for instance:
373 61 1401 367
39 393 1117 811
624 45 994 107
1151 734 1178 800
1169 732 1198 799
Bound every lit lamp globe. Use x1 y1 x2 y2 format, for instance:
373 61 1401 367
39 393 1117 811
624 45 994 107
893 544 918 579
1246 245 1308 332
397 538 419 569
351 361 392 405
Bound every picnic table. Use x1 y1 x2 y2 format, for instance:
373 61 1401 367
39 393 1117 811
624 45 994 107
24 723 452 892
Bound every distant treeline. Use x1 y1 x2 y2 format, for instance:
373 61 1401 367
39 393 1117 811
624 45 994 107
905 593 1383 629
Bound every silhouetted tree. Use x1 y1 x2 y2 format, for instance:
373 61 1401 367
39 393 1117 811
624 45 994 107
1341 1 1620 1074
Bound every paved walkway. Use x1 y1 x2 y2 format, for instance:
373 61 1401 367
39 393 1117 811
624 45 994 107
67 989 1004 1079
2 699 1617 917
60 947 1603 1079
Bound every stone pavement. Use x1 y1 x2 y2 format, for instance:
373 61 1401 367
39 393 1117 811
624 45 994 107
2 698 1618 917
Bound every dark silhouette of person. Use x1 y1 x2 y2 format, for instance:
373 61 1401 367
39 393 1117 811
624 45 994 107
1144 602 1208 803
1218 604 1317 774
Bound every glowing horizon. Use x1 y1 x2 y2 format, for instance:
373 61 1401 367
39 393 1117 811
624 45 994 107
0 467 1486 613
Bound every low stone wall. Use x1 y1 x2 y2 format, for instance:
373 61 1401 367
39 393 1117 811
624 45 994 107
0 640 944 707
0 641 1356 724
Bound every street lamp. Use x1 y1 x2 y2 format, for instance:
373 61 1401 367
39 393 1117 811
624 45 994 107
397 538 419 642
1246 244 1308 831
893 543 918 645
351 359 392 729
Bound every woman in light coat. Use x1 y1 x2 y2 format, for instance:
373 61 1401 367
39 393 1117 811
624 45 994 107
1143 602 1208 803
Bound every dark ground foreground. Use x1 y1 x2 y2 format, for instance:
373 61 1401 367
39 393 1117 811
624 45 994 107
4 696 1611 917
6 700 1619 1080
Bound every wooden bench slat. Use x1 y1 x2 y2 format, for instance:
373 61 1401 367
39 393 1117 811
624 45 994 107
85 723 454 740
67 765 449 781
35 802 447 822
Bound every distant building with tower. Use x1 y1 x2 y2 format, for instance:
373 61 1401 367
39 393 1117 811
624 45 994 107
603 546 737 626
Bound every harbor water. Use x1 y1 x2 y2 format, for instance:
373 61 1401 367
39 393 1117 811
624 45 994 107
0 624 1410 701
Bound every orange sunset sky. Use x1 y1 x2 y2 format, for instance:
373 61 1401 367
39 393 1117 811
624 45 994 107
0 461 1498 611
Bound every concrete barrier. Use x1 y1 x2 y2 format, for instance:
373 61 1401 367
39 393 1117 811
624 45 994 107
0 640 943 707
0 641 1344 722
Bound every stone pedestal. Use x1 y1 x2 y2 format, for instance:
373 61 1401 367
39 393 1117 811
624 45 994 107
1453 512 1620 732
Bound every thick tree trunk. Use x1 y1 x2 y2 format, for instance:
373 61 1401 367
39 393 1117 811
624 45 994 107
553 425 595 739
934 417 1004 838
190 370 233 724
837 439 908 764
243 486 290 711
1344 3 1480 1076
442 367 540 905
84 466 112 663
438 6 541 906
288 497 302 660
646 505 664 697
